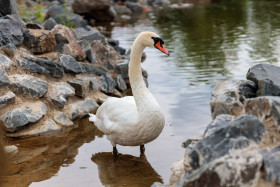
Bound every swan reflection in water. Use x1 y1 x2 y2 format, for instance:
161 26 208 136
92 152 163 186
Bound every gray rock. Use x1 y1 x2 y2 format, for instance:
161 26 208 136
115 60 147 79
0 43 17 57
203 114 234 137
7 119 61 137
17 57 49 74
179 147 263 187
99 74 116 94
86 77 99 92
23 29 56 54
67 78 90 98
54 112 73 126
0 91 16 109
0 102 47 132
59 54 83 74
9 74 49 98
50 82 75 108
0 16 23 46
107 38 119 47
245 96 280 129
69 98 99 120
81 63 107 76
35 58 64 78
114 5 132 15
116 74 127 91
247 63 280 96
261 145 280 184
42 18 57 30
0 55 13 70
72 0 115 22
189 115 265 169
126 2 144 12
75 26 106 44
45 4 87 28
0 0 20 18
84 45 96 63
0 67 9 88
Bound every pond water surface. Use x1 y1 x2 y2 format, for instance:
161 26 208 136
4 0 280 186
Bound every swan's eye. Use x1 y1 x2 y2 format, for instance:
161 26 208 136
151 37 169 56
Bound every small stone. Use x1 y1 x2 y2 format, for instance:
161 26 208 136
17 57 48 74
50 82 75 108
67 78 90 98
99 74 116 94
23 29 56 54
115 60 129 79
81 63 107 76
75 26 106 44
54 112 73 126
247 63 280 96
69 98 99 120
59 54 83 74
42 18 57 30
116 74 127 91
0 66 9 88
9 74 48 98
0 55 13 70
0 102 47 132
4 145 18 155
0 91 16 109
35 58 64 78
87 77 99 92
7 119 61 137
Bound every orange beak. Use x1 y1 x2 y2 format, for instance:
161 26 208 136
155 42 169 56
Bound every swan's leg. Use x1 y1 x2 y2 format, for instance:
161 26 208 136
113 146 118 156
140 145 145 155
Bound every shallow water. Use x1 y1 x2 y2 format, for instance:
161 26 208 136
3 0 280 186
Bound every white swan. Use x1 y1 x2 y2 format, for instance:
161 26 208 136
89 31 169 155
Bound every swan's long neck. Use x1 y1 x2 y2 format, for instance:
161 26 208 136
129 38 158 114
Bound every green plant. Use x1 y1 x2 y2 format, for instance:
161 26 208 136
58 3 75 28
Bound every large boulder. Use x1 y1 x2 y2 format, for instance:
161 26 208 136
261 146 280 184
203 114 234 137
245 96 280 130
247 63 280 96
0 16 23 46
51 24 86 61
69 98 99 120
0 0 20 18
72 0 115 21
188 115 265 169
178 147 263 187
210 80 257 119
9 74 49 98
0 102 47 132
23 29 56 54
49 82 75 108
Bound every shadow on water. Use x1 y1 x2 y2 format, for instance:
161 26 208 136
92 152 162 186
1 118 103 187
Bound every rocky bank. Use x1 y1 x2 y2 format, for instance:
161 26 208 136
153 63 280 187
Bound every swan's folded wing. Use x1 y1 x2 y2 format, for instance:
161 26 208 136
96 96 139 133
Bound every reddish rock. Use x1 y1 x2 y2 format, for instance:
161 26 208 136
23 29 56 54
51 24 86 61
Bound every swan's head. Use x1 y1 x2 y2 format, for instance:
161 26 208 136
138 32 169 56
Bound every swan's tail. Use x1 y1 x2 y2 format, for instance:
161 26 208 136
89 113 97 122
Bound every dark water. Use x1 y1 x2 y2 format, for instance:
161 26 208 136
3 0 280 186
